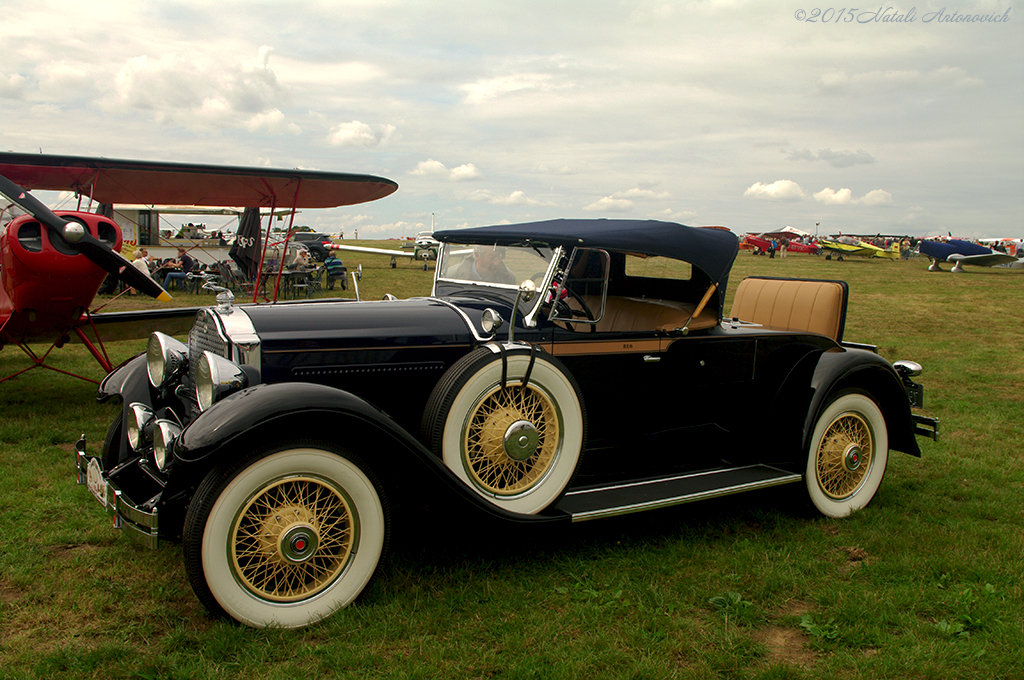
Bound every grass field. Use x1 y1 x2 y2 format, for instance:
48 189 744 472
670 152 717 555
1 245 1022 679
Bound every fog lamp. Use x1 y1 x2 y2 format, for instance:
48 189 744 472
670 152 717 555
152 419 182 471
126 402 154 451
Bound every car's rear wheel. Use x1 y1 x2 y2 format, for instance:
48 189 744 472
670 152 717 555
422 346 585 514
805 391 888 517
182 445 387 628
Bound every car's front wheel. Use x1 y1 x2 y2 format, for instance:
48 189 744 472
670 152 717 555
182 445 387 628
805 391 889 517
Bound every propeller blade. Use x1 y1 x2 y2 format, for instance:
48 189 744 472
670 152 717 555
0 173 172 301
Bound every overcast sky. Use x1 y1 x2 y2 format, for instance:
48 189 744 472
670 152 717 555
2 0 1021 239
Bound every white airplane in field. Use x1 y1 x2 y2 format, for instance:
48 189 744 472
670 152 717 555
327 231 439 270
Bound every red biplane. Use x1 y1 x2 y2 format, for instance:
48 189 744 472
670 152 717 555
0 152 398 383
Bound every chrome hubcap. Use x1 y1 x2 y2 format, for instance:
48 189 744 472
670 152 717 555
504 419 539 461
280 524 319 564
844 445 863 472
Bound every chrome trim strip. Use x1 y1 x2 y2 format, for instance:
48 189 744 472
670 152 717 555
523 245 564 328
429 297 494 343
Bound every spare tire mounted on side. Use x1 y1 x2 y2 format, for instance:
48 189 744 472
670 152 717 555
422 345 586 514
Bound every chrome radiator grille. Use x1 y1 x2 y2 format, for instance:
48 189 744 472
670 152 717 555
187 309 229 416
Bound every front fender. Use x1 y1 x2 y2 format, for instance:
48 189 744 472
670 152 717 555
96 352 152 465
97 352 149 405
173 382 570 525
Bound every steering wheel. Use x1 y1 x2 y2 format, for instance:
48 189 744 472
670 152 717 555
551 286 596 331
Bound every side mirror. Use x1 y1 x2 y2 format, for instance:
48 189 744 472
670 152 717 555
518 279 537 302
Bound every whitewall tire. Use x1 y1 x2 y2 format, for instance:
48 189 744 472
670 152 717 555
422 347 585 514
183 446 386 628
805 391 889 518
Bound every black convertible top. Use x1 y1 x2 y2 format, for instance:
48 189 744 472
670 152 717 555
433 219 739 284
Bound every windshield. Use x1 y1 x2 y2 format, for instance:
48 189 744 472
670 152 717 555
437 242 555 288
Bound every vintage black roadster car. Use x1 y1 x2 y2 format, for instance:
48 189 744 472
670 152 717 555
76 219 938 628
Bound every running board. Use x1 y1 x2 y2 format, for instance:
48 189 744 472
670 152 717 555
556 465 803 522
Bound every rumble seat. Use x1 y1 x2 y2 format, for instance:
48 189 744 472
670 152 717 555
729 277 847 341
576 296 719 333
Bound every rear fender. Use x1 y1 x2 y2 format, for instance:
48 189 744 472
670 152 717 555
803 348 920 457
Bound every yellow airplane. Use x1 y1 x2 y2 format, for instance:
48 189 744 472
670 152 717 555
818 236 900 261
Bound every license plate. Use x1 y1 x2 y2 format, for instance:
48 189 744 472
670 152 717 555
86 458 107 507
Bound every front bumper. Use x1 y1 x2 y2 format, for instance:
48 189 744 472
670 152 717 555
912 414 941 442
75 435 161 549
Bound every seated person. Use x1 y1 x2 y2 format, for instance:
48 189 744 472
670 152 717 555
161 247 195 291
450 245 516 284
324 252 347 290
289 248 311 271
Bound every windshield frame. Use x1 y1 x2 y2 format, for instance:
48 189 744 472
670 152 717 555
433 241 564 327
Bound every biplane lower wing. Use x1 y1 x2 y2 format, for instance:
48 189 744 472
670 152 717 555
76 307 202 343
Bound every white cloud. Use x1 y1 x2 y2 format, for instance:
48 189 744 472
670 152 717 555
411 159 481 181
814 187 854 205
410 159 449 176
467 190 547 207
816 67 983 94
584 196 634 212
110 48 287 128
613 187 671 200
0 73 26 99
534 164 574 175
327 121 395 147
247 109 301 135
814 188 893 205
449 163 482 181
654 207 698 221
858 189 893 206
37 61 90 96
744 180 805 201
785 148 876 168
461 73 554 104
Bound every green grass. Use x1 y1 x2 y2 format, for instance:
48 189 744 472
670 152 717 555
2 249 1022 679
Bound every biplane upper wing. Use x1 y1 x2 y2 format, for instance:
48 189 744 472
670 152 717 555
1 153 399 382
0 152 398 208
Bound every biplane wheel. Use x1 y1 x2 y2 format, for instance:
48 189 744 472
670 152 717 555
421 346 585 514
182 444 387 628
805 391 888 518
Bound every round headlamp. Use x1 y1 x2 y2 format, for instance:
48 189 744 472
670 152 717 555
195 350 249 412
147 332 189 389
126 402 155 451
152 419 182 471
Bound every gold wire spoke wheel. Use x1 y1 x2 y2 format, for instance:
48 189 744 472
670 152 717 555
230 475 355 603
815 411 874 500
463 384 560 496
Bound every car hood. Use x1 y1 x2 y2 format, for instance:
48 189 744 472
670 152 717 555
238 297 476 350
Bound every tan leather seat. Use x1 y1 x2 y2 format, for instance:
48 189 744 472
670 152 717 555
729 277 846 341
574 296 718 333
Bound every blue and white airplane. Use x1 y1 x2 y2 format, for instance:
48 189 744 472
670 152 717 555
918 239 1020 273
